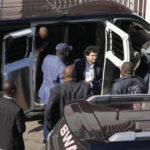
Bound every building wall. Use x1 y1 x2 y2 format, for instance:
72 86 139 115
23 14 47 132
113 0 150 23
145 0 150 23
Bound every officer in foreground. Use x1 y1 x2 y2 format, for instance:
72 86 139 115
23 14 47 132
46 65 91 131
111 62 147 94
0 80 26 150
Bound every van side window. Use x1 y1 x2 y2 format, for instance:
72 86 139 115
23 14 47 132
112 32 124 61
5 36 32 64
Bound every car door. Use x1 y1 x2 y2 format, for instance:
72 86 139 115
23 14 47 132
101 21 130 95
1 28 36 112
108 104 150 150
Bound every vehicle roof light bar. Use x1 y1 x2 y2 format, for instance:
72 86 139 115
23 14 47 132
109 132 150 142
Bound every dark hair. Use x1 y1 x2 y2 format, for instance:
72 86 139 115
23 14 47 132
63 65 77 78
3 80 16 95
121 62 134 75
83 46 99 56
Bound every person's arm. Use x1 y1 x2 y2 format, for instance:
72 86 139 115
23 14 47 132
46 88 60 131
58 64 66 84
41 56 47 73
83 83 92 98
110 82 121 95
40 39 49 52
35 34 42 56
140 78 148 94
15 109 26 134
91 62 103 86
58 71 64 84
35 35 49 55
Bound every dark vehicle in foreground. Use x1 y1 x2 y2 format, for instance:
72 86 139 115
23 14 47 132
48 95 150 150
1 0 150 113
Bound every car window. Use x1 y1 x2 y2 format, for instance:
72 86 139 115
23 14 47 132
64 99 150 150
5 36 32 64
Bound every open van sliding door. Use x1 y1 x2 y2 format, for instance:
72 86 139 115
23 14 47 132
101 21 130 95
1 28 36 112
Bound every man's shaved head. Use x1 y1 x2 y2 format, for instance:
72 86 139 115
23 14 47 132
121 62 134 76
63 65 76 80
3 80 16 96
39 26 48 39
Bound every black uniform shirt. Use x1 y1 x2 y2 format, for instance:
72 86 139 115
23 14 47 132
35 33 49 52
111 75 147 95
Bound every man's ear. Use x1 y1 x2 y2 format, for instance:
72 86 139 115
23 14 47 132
120 67 124 76
121 70 126 76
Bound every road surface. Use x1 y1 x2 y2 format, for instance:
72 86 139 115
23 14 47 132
24 120 46 150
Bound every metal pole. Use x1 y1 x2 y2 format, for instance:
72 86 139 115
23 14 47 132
130 0 134 11
137 0 139 15
142 0 145 18
128 0 130 8
133 0 135 11
123 0 125 5
145 0 150 23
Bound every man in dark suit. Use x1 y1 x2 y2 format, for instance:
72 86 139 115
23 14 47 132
35 26 50 57
46 65 91 131
0 80 26 150
74 46 102 95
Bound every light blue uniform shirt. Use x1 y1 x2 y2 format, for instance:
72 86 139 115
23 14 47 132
38 55 66 105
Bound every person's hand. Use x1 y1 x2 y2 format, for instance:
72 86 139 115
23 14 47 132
35 49 41 56
82 80 92 86
133 103 141 110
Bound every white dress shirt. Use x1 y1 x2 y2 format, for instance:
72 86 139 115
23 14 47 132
3 95 15 101
84 61 94 86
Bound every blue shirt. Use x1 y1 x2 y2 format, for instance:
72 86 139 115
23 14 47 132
38 55 66 105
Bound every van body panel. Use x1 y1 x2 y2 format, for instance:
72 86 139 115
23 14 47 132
0 0 132 21
1 28 36 112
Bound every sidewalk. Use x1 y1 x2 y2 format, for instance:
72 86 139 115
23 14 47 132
24 120 45 150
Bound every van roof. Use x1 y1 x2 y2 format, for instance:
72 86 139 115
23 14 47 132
0 0 132 22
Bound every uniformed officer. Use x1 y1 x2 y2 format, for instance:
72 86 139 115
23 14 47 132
38 43 72 147
111 62 147 95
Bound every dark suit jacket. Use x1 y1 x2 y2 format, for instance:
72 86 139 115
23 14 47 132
0 97 26 150
46 81 91 130
35 33 49 52
74 58 102 94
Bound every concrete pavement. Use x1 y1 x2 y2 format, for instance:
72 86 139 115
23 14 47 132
24 120 46 150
